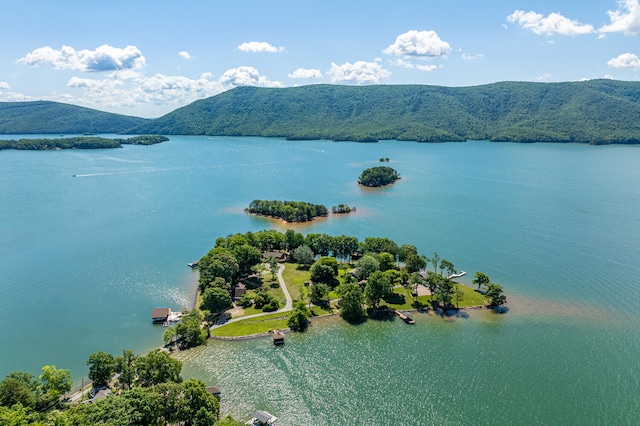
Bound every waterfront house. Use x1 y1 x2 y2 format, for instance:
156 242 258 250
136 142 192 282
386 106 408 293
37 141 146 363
262 251 288 262
232 283 247 301
151 307 171 323
206 385 221 399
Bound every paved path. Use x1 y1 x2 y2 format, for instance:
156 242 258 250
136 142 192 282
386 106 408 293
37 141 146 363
210 263 293 330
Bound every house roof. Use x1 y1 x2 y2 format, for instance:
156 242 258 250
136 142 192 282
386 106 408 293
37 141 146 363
151 307 170 318
253 410 277 424
206 385 221 395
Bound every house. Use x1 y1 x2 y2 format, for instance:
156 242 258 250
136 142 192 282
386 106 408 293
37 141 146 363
232 283 247 301
272 330 285 346
152 307 171 323
206 385 221 399
82 387 112 404
262 251 288 262
249 410 278 425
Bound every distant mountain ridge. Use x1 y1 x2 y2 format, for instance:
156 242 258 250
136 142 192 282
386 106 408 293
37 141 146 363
129 80 640 144
0 101 148 134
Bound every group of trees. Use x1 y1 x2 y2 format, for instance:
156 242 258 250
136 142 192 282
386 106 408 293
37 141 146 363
245 199 328 222
0 135 168 151
472 272 507 307
331 204 355 214
0 348 245 426
163 310 210 349
358 166 400 187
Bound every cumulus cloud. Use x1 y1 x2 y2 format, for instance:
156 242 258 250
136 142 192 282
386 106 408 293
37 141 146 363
178 51 191 59
0 81 10 90
536 73 553 81
17 44 146 72
327 61 390 84
600 0 640 35
288 68 322 79
219 66 284 87
416 64 441 72
507 10 595 36
383 30 451 57
607 52 640 69
237 41 285 53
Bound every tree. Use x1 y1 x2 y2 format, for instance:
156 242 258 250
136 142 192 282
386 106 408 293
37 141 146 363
198 249 239 288
232 244 262 276
87 351 115 389
267 255 278 282
453 285 464 309
121 386 163 426
200 287 232 314
434 278 455 309
439 259 456 277
292 245 315 267
135 349 182 387
486 283 507 307
175 309 208 349
354 254 380 280
405 253 427 273
429 251 440 273
38 365 72 398
364 270 393 309
0 378 35 409
472 272 490 291
310 283 330 303
336 283 365 320
287 301 312 331
309 257 339 286
358 166 400 187
215 415 246 426
377 252 396 272
179 378 220 426
398 244 418 263
114 350 137 391
284 229 305 252
163 326 177 347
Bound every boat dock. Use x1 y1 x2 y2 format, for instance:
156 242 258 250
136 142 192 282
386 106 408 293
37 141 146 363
394 310 415 324
272 330 285 346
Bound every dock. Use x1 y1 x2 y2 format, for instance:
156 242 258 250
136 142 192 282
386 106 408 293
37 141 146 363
394 310 415 324
447 270 466 280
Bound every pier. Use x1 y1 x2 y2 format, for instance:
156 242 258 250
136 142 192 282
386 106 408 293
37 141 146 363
394 310 415 324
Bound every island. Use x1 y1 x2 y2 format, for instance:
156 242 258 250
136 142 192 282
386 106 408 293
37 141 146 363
0 135 168 151
245 200 328 222
358 166 400 187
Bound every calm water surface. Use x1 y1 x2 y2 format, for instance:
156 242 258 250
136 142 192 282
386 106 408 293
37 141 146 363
1 136 639 424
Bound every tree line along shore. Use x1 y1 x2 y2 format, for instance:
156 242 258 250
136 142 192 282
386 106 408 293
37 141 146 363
0 135 168 151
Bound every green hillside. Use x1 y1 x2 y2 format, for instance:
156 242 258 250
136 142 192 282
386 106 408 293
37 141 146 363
129 80 640 144
0 101 148 134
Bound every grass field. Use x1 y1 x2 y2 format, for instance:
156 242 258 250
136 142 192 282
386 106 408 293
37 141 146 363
211 312 289 337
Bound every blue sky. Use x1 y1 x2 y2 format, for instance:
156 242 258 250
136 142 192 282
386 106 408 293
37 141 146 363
1 0 640 117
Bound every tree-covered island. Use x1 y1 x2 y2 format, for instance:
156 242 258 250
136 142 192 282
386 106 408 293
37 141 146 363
358 166 400 187
0 135 168 151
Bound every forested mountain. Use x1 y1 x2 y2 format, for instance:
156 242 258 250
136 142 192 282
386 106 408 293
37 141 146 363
129 80 640 144
0 101 148 134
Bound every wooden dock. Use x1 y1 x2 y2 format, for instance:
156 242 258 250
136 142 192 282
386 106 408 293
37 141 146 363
272 330 285 346
394 310 415 324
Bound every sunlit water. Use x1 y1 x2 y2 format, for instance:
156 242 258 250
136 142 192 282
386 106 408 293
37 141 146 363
1 136 639 423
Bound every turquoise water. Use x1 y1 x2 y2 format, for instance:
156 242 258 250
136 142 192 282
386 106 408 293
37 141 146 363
1 136 640 423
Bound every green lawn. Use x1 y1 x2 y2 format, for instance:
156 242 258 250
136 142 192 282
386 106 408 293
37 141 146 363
381 284 486 310
455 284 487 307
211 312 289 337
281 262 311 302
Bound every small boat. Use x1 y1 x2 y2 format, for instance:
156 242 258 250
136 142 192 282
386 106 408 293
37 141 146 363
187 262 199 268
394 310 415 324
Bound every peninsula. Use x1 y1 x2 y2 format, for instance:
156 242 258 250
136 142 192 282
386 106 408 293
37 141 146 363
0 135 168 151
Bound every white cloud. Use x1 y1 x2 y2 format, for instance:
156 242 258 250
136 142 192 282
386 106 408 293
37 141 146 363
0 81 10 90
536 73 553 81
178 51 191 59
462 53 484 61
607 52 640 69
383 30 451 57
237 41 285 53
416 64 441 72
600 0 640 35
218 66 284 87
604 74 615 79
507 10 595 36
327 61 390 84
17 44 146 72
288 68 322 79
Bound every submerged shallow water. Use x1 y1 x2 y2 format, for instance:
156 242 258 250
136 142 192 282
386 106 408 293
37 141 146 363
1 136 639 423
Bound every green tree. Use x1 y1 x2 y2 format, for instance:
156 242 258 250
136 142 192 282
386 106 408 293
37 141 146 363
405 252 427 273
198 249 239 288
283 229 305 252
309 257 339 286
179 378 220 426
358 166 400 187
336 283 365 320
122 386 163 426
310 282 330 303
163 326 177 347
175 309 208 349
429 251 440 274
434 278 455 309
292 245 315 267
232 244 262 277
135 349 182 387
398 244 418 263
114 350 137 391
472 272 490 291
200 287 232 314
287 301 312 331
0 377 35 409
38 365 72 398
486 283 507 307
354 254 380 280
364 270 393 309
377 252 396 272
87 351 115 389
215 415 246 426
440 259 456 277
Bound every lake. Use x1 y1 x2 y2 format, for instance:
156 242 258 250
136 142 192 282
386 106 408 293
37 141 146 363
1 136 639 424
